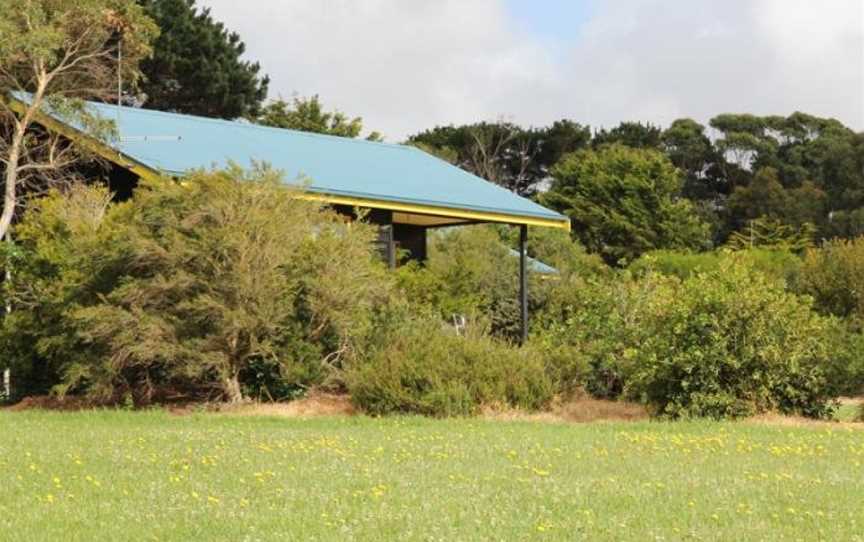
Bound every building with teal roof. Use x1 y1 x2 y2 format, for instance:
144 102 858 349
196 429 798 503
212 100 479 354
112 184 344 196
10 94 569 339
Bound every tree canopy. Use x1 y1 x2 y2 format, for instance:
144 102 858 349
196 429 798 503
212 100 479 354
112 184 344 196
593 121 662 149
406 121 590 196
543 144 710 265
0 0 158 241
257 95 382 141
138 0 268 119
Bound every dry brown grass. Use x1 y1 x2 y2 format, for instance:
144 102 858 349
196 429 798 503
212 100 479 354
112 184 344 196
555 396 649 422
839 396 864 408
745 413 863 430
216 392 356 418
5 395 93 411
482 396 648 424
10 390 861 429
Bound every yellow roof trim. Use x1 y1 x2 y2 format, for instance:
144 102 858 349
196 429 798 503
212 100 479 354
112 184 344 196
9 95 570 231
6 95 164 184
299 192 571 230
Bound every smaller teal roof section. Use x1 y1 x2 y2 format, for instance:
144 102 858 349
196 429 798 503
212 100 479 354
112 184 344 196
16 93 569 229
508 249 559 275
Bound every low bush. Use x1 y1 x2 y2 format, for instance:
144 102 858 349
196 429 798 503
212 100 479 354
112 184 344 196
798 237 864 325
539 261 838 419
630 248 801 286
822 322 864 397
346 318 553 417
395 226 559 340
536 273 671 399
626 262 835 419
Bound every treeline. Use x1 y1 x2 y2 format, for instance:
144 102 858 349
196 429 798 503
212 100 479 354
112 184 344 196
408 116 864 264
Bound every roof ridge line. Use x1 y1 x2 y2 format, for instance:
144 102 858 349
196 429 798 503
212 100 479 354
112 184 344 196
86 99 411 150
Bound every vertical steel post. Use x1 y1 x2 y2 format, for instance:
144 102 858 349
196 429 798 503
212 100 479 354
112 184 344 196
519 224 528 345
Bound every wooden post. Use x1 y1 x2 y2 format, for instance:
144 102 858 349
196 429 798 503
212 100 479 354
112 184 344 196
519 224 528 345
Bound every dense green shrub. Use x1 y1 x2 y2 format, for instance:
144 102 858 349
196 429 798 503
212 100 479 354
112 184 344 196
798 237 864 325
0 185 129 398
536 273 670 398
396 226 550 339
822 322 864 397
497 225 608 278
630 248 802 286
346 318 553 417
540 261 838 418
626 262 835 419
395 225 605 342
2 168 391 404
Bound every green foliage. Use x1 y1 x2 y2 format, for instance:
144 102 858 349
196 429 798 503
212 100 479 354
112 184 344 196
395 226 523 338
257 95 381 140
536 272 670 399
499 225 607 277
625 263 835 419
0 185 129 397
407 141 459 164
629 248 802 286
661 118 723 201
408 113 862 249
725 217 816 252
821 321 864 397
798 237 864 324
3 168 390 404
726 168 826 237
0 0 157 95
406 121 590 196
139 0 269 118
346 318 552 417
0 0 158 240
592 121 662 149
395 226 600 341
539 261 837 419
710 113 864 237
543 144 710 265
824 207 864 239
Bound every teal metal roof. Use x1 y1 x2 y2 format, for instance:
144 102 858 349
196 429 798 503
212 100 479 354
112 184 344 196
26 95 567 225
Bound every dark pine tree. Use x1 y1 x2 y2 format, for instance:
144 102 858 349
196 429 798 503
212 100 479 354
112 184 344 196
138 0 269 119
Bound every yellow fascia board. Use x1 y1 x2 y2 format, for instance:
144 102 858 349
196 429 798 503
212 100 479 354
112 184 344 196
8 95 571 231
5 95 164 184
299 193 571 230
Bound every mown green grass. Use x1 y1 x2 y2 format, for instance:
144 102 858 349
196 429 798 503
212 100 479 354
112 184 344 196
1 411 862 541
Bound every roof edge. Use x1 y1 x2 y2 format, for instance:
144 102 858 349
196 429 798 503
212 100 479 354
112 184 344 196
299 192 571 230
6 94 164 183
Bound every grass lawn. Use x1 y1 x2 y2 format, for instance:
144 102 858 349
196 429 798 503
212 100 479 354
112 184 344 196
0 411 862 541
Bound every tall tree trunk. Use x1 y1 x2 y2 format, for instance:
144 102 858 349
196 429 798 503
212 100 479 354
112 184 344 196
1 77 48 241
0 125 23 242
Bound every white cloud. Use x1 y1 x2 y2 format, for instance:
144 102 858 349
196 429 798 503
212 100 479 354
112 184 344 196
200 0 863 140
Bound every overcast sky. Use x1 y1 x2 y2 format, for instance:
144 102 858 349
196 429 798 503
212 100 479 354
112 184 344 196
200 0 864 141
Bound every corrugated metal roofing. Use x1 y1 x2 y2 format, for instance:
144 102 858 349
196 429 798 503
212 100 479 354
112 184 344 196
22 94 568 227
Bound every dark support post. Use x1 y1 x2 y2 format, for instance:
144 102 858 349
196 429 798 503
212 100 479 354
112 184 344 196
519 224 528 345
386 225 396 270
